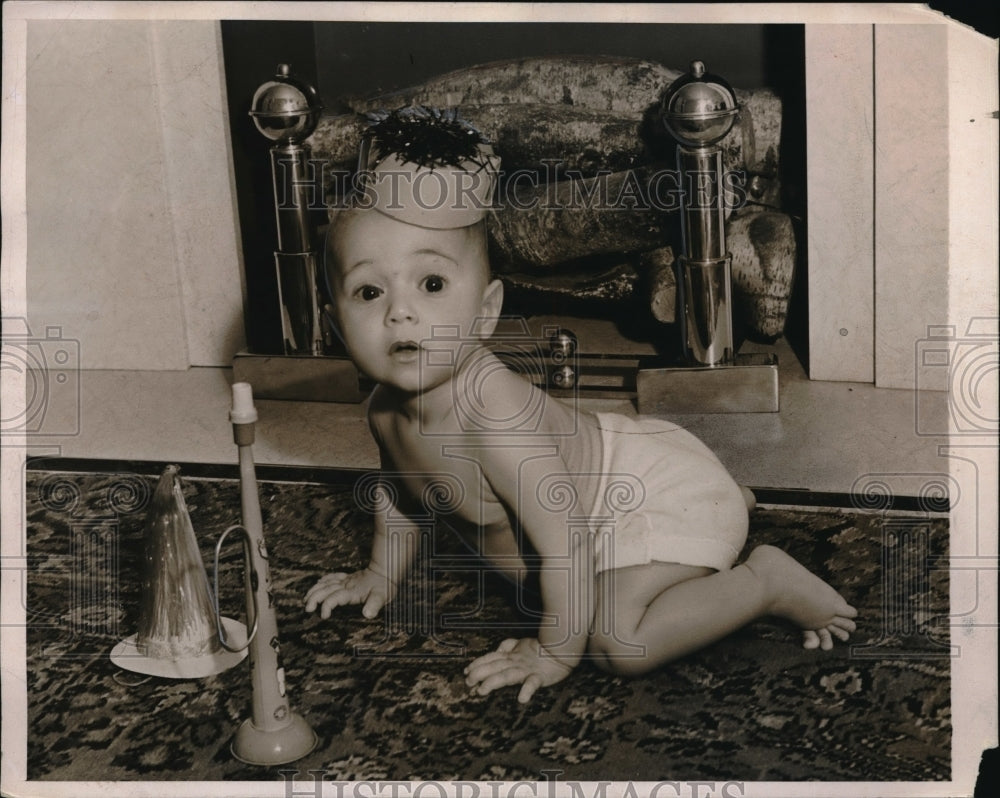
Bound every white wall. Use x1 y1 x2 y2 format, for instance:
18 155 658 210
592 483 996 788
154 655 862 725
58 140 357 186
805 25 875 383
25 19 245 370
947 22 1000 372
806 22 998 390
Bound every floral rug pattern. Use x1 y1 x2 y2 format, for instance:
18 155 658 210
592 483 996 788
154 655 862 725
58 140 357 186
23 470 950 782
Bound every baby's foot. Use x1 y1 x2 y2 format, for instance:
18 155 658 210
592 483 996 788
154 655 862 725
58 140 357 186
744 544 858 650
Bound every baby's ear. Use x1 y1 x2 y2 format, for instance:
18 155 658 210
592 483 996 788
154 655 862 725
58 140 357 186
475 278 505 339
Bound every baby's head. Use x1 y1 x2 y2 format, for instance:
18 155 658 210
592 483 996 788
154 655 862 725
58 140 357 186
324 108 503 394
325 206 494 305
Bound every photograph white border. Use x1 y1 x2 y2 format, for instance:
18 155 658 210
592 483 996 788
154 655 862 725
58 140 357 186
2 3 996 797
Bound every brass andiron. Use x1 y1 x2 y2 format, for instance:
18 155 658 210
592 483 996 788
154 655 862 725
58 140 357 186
636 60 779 414
663 59 739 366
250 64 327 356
213 382 318 765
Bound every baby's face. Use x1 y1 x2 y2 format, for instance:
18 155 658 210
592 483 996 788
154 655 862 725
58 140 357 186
327 209 502 395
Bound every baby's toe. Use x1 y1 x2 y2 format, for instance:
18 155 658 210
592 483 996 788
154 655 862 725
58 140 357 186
832 616 857 633
830 624 851 642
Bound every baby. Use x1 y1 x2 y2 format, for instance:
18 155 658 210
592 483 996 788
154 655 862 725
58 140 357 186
305 109 857 703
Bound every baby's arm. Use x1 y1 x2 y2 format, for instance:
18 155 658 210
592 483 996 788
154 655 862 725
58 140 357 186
304 475 420 619
306 399 421 619
465 445 593 702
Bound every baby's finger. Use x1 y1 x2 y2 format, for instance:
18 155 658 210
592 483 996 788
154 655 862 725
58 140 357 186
304 586 339 613
466 638 520 675
465 649 514 674
465 655 513 687
308 572 350 592
517 674 543 704
318 589 361 619
304 580 351 612
361 591 386 619
314 571 351 585
802 630 821 649
474 665 526 696
304 574 349 606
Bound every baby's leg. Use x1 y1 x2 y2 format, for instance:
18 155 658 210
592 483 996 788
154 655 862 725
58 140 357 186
743 545 859 650
588 545 857 675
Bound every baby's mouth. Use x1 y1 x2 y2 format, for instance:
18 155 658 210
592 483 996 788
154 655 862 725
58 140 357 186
389 340 420 356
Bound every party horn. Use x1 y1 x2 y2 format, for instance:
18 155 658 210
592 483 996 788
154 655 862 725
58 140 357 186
213 382 317 765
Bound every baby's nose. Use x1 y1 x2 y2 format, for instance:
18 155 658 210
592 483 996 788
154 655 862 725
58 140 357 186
386 298 416 324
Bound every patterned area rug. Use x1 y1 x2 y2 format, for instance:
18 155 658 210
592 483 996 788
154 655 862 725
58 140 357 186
23 469 950 783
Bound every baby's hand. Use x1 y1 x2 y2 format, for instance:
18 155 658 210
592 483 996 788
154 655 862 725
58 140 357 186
304 568 395 620
464 638 574 704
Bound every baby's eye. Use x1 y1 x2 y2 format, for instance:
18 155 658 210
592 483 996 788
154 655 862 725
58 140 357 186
422 275 446 293
355 285 383 301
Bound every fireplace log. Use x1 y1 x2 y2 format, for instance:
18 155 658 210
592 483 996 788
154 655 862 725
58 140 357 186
308 54 795 342
343 55 782 173
341 55 685 117
642 247 678 324
498 258 645 309
486 166 678 269
639 214 797 339
434 103 651 177
307 102 755 185
729 208 797 341
491 213 797 340
303 113 368 175
445 101 773 182
310 55 783 185
495 251 677 328
735 88 783 179
647 214 795 340
306 105 653 179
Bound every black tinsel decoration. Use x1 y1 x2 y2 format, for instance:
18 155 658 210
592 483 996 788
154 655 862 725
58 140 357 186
363 106 493 173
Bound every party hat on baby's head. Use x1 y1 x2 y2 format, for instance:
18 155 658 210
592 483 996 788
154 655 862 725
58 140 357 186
354 106 501 230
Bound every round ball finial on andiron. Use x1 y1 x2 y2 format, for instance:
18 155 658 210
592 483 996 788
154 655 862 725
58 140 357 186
660 60 739 149
249 63 322 144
